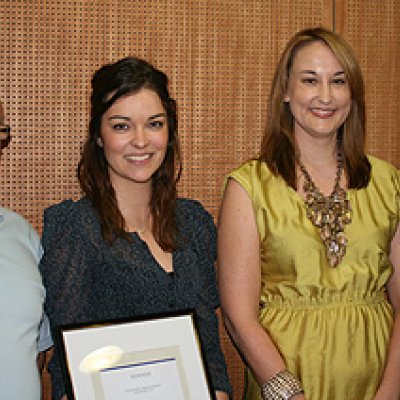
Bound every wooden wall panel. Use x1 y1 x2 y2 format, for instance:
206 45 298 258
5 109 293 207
0 0 332 232
335 0 400 167
9 1 400 399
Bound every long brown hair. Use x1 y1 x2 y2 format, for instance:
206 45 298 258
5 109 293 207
260 27 370 189
78 57 182 250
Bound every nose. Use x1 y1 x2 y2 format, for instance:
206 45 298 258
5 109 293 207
318 81 332 104
130 126 148 148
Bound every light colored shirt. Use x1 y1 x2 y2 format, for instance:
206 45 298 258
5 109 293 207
38 313 53 352
0 207 52 400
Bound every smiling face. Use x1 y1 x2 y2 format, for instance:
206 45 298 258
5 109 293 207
99 88 169 189
285 40 352 140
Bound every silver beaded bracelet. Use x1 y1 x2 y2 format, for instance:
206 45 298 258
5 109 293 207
261 370 304 400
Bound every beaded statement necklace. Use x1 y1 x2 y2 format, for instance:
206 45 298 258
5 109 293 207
297 150 352 267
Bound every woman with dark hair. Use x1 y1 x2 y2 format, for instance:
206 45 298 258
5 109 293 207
40 56 231 400
218 27 400 399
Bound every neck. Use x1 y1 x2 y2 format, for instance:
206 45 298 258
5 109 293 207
295 132 339 166
111 179 152 232
298 148 343 195
295 136 345 196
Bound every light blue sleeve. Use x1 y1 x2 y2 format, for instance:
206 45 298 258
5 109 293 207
37 313 53 352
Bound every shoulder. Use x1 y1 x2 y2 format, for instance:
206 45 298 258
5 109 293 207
367 155 399 183
44 197 97 225
176 198 213 221
0 207 35 233
44 197 93 219
224 158 276 199
42 197 100 240
175 198 216 242
227 158 271 180
364 156 400 208
0 208 40 247
0 208 42 263
368 155 397 173
176 198 215 230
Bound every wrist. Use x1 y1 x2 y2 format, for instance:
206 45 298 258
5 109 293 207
261 370 304 400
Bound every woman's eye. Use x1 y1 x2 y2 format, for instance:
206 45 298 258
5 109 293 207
149 120 164 129
332 78 347 85
301 77 317 85
113 123 129 130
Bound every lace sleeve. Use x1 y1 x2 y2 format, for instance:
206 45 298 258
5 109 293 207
190 201 232 395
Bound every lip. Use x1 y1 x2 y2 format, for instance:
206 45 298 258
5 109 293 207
310 107 335 118
124 153 152 162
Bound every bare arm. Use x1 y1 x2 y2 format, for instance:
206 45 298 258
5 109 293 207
215 390 229 400
374 223 400 399
37 351 46 372
217 179 304 399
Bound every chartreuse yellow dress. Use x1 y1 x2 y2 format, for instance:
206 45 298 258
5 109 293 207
227 155 400 400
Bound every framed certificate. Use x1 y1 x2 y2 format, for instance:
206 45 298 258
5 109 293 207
57 310 215 400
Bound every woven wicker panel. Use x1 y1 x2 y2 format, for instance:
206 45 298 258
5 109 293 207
0 1 332 399
335 0 400 167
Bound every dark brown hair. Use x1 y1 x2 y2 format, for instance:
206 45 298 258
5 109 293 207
260 27 370 189
78 56 182 250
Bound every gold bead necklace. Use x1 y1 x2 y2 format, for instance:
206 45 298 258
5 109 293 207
297 150 352 267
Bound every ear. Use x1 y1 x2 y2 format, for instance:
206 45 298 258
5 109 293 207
284 95 290 103
96 137 103 147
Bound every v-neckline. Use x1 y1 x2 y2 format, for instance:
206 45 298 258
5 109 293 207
133 232 175 274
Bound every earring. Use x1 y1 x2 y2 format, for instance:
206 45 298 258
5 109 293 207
96 137 103 147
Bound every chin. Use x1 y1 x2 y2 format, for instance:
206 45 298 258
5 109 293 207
130 176 153 184
307 129 338 139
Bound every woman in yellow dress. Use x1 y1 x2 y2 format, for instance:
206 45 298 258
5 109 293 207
218 27 400 399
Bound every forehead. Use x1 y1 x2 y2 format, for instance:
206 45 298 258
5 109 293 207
106 88 164 115
291 41 343 72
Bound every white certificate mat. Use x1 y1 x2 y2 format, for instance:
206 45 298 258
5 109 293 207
99 356 184 399
59 312 214 400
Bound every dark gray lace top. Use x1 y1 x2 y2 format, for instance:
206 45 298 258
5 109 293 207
40 197 232 398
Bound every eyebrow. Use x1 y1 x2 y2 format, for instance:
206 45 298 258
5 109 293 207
148 113 166 120
300 69 345 76
108 113 166 121
109 115 130 121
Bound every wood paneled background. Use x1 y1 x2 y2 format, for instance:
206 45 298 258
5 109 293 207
0 1 398 398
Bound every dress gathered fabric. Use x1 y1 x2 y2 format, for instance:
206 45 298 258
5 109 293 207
227 155 400 400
